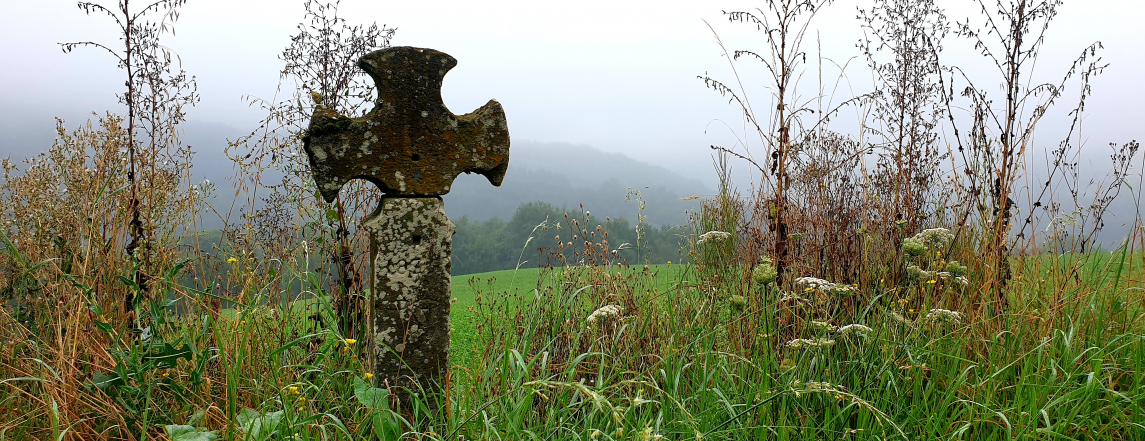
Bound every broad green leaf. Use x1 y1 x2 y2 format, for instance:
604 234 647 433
186 409 206 426
372 412 402 441
237 408 283 440
164 425 219 441
144 342 193 369
353 376 390 409
91 371 123 390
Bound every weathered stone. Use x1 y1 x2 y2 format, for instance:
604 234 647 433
301 46 511 417
303 46 510 200
362 197 454 411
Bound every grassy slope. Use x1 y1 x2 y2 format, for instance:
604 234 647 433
449 264 691 366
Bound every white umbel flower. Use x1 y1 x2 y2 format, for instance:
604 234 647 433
586 304 624 324
914 227 954 247
795 277 857 295
924 308 962 324
809 320 837 332
786 338 836 348
837 324 873 337
697 230 733 244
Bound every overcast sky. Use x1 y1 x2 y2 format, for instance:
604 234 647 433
1 0 1142 190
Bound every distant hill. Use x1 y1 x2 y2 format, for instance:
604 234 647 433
444 140 712 226
1 117 711 227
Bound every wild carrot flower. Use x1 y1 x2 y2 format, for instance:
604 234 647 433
924 308 962 324
795 277 855 296
837 324 873 337
917 227 954 247
905 265 922 282
902 238 927 256
752 260 777 285
697 230 732 244
777 291 809 307
786 338 835 348
944 260 968 277
586 305 623 324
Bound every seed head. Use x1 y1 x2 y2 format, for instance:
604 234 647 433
752 262 778 285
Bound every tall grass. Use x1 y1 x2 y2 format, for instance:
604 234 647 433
2 0 1144 439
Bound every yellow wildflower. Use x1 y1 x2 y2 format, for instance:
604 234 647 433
344 338 357 345
227 257 238 263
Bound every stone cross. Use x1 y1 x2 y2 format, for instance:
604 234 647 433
302 46 510 412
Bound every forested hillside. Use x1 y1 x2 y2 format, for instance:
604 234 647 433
444 140 711 227
451 201 686 275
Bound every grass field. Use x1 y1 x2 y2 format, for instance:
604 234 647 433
433 252 1145 439
449 264 689 367
4 238 1145 440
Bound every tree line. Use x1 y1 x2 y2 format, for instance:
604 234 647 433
452 201 686 275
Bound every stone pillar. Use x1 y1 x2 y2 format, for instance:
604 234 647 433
363 197 454 413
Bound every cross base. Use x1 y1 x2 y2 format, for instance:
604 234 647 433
363 197 454 414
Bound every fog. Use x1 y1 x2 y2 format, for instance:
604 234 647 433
1 0 1141 242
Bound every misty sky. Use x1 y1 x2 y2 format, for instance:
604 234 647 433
1 0 1142 193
